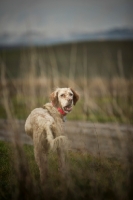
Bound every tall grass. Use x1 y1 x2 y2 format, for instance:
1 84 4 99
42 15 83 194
0 64 133 123
0 42 133 123
0 43 133 199
1 139 133 200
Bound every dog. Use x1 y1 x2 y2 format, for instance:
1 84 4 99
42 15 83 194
25 87 79 183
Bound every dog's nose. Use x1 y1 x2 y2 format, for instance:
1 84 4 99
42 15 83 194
68 98 72 103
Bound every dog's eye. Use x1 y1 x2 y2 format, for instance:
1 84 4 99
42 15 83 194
60 94 65 97
69 93 73 96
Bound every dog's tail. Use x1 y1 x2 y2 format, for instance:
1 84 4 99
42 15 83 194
45 127 69 151
51 136 69 151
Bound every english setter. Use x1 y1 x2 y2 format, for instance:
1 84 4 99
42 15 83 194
25 87 79 182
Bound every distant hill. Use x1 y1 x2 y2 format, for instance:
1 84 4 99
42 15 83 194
72 28 133 41
0 27 133 47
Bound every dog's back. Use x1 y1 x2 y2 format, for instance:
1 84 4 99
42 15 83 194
25 104 67 151
25 107 54 138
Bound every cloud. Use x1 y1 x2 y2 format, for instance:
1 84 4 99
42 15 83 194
0 0 133 36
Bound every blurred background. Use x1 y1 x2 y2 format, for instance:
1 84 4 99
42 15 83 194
0 0 133 124
0 2 133 199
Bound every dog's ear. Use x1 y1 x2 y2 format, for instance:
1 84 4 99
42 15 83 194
50 91 58 107
70 88 79 105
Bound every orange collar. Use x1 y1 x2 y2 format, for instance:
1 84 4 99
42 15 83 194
57 107 66 116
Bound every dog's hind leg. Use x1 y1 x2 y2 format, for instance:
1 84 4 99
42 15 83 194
57 147 69 199
57 147 67 179
33 131 49 184
57 147 64 173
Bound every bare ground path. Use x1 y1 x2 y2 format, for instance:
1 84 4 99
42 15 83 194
0 119 133 159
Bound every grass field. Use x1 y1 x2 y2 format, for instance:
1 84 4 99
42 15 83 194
1 140 133 200
0 40 133 199
0 41 133 79
0 40 133 124
0 75 133 123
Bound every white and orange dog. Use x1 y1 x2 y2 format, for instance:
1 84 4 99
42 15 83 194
25 87 79 182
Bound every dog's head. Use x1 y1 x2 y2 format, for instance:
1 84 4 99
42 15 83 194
50 88 79 114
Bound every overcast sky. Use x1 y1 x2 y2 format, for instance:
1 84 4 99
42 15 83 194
0 0 133 37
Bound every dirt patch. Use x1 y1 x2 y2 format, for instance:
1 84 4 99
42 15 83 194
0 119 133 159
